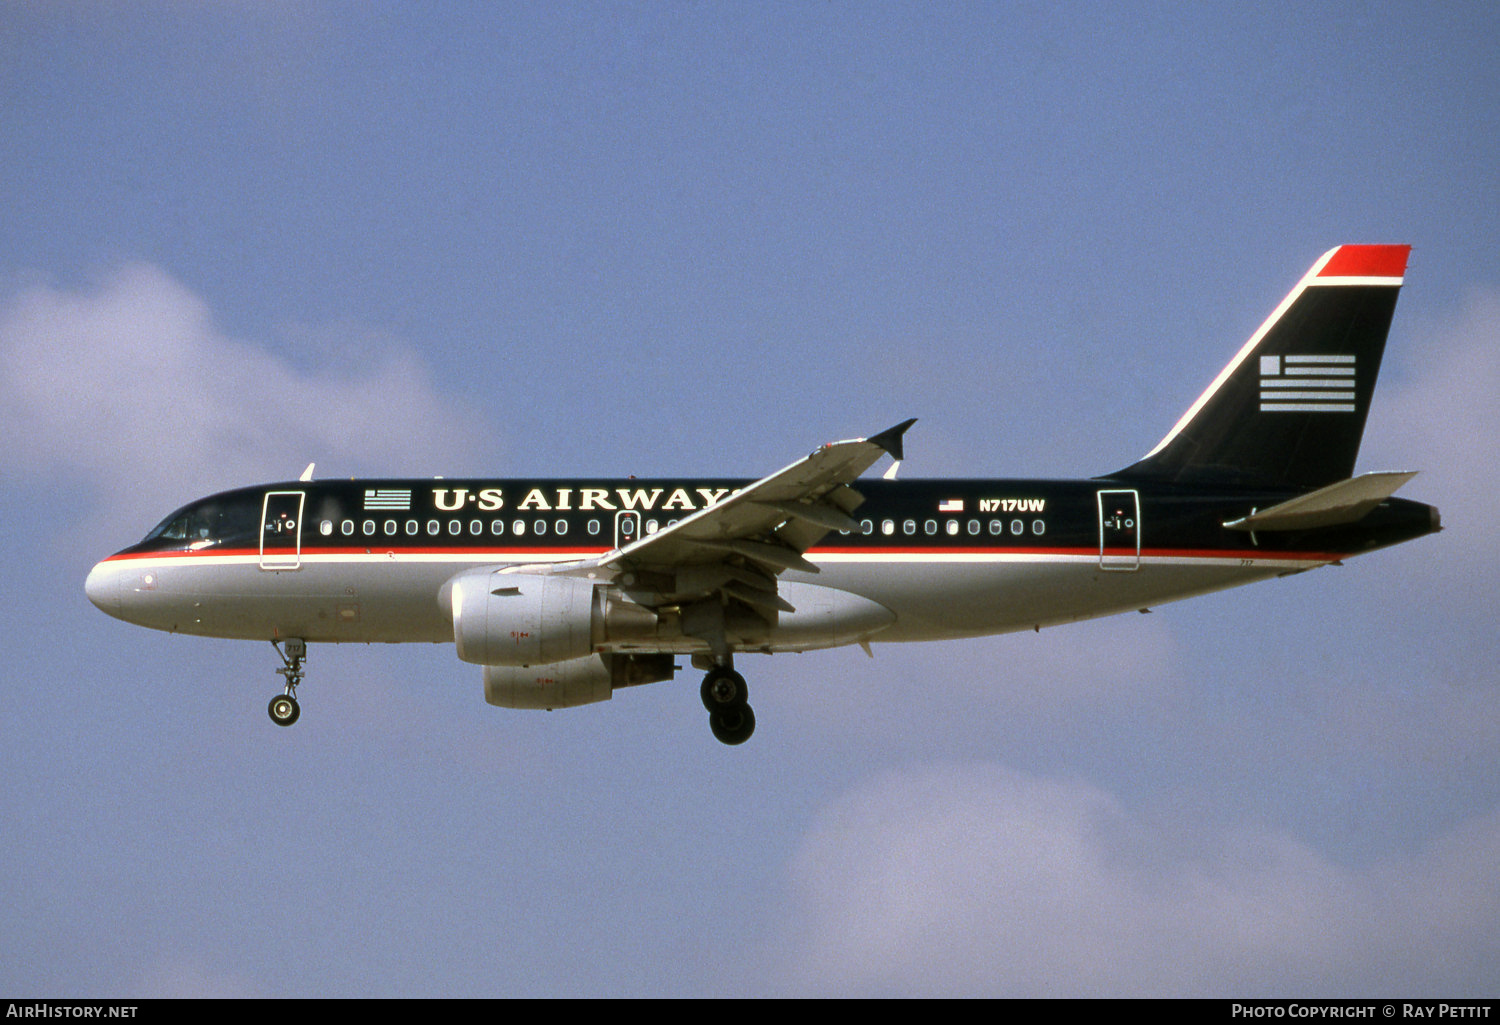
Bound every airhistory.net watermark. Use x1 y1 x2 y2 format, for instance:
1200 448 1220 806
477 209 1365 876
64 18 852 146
6 1006 137 1019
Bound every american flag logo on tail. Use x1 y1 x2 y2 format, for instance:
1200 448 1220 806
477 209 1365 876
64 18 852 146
1259 354 1356 413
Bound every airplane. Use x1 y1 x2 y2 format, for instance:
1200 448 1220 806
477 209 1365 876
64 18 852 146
85 244 1440 745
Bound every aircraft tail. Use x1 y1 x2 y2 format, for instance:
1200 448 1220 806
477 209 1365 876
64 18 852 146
1114 245 1411 489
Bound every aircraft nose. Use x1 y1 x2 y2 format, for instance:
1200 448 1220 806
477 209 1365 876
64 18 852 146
85 559 121 616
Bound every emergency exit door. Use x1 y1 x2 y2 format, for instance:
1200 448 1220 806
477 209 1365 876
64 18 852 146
614 511 641 550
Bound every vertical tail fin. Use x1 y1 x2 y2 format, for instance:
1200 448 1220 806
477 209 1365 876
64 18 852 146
1115 245 1411 489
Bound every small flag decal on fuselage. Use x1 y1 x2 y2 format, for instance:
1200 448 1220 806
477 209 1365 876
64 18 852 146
1259 354 1356 413
364 489 412 511
938 498 964 513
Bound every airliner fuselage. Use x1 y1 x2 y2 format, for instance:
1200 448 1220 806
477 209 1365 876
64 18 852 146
87 476 1435 647
84 245 1440 744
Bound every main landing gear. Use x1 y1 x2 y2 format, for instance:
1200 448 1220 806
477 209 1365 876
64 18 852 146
701 661 755 746
268 638 306 727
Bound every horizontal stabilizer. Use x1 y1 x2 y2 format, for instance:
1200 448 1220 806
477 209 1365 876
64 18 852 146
1223 471 1418 531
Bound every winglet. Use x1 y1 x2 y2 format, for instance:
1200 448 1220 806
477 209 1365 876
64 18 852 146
867 419 917 461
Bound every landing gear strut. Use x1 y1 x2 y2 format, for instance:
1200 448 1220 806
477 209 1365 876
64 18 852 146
268 638 306 727
701 662 755 745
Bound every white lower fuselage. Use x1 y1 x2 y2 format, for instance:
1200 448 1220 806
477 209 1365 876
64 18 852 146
86 546 1306 651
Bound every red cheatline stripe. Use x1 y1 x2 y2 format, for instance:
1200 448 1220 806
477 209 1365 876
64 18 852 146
1318 244 1410 279
816 546 1344 561
103 545 1349 563
101 547 610 560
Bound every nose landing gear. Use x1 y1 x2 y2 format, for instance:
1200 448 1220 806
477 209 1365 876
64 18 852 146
701 663 755 745
268 638 306 727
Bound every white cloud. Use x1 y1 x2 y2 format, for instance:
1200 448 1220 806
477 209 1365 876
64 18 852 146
0 264 493 539
773 762 1500 996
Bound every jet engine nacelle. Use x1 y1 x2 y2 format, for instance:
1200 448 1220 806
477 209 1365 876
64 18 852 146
484 652 675 710
446 571 659 667
450 572 592 666
485 658 609 709
445 568 897 666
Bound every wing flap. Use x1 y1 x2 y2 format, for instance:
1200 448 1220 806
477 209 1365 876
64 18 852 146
686 537 821 574
750 498 863 534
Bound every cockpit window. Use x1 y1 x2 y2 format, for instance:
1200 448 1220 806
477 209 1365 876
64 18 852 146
141 497 260 547
143 511 189 542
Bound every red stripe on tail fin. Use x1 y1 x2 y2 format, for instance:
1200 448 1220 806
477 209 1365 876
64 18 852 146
1318 244 1411 279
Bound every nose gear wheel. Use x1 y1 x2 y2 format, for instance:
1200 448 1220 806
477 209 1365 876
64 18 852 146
268 692 300 726
269 639 307 727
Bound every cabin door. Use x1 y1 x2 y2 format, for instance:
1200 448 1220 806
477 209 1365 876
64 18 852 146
1097 489 1140 571
260 491 306 570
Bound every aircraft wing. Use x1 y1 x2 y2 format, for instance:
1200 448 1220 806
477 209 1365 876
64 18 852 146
538 421 914 625
604 419 914 576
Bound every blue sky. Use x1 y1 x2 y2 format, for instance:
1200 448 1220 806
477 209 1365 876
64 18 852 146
3 2 1498 997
